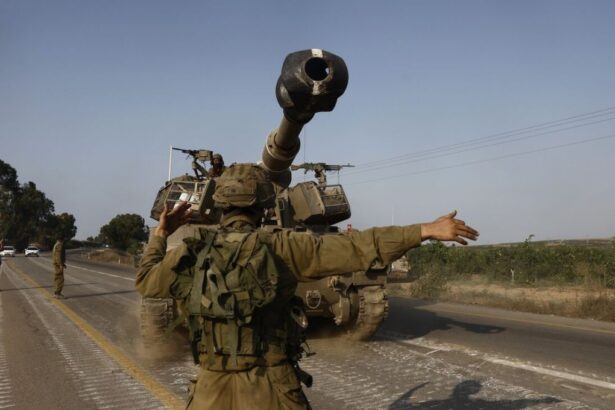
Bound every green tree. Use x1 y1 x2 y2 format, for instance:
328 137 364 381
0 159 77 249
13 181 56 249
0 160 20 240
46 212 78 242
99 213 148 253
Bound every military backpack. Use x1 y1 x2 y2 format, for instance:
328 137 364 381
170 227 287 364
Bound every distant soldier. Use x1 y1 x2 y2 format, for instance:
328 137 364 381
207 153 227 178
52 238 66 298
0 239 4 274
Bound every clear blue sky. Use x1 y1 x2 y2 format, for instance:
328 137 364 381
1 0 614 243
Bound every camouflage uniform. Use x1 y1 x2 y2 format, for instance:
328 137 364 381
52 240 66 296
136 223 422 409
207 166 226 178
0 241 3 284
207 153 226 178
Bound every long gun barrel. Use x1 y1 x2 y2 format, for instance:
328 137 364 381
261 49 348 187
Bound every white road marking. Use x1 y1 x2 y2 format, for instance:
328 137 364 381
32 256 133 282
0 289 16 409
4 266 166 409
26 258 136 305
382 332 615 393
66 263 134 282
303 337 585 409
489 358 615 391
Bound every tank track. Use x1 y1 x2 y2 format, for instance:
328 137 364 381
346 285 388 341
139 298 175 346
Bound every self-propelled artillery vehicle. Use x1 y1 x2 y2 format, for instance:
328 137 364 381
140 49 389 344
279 162 389 340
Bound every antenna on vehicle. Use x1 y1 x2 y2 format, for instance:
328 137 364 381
168 145 173 182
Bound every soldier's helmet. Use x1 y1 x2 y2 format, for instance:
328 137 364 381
212 153 224 162
212 163 275 209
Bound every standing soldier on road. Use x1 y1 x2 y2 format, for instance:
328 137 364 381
207 153 226 178
0 239 4 288
136 163 479 410
52 238 66 299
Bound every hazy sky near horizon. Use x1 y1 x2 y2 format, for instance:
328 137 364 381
1 0 614 244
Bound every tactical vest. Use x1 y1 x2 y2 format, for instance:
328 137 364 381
170 227 306 368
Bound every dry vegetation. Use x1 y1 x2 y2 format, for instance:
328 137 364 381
87 248 137 266
389 277 615 322
390 239 615 322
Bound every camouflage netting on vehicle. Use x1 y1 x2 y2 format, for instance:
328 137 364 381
150 175 217 224
287 182 350 225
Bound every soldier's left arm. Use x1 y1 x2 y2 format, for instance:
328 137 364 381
270 225 423 280
135 202 193 298
61 244 66 265
271 210 478 280
135 236 189 298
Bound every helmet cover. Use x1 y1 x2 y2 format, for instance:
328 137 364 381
213 163 275 209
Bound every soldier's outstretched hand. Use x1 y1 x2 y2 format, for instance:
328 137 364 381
154 202 192 238
420 210 479 245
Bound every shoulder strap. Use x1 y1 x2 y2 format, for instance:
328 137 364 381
188 229 217 315
165 229 218 340
188 229 217 365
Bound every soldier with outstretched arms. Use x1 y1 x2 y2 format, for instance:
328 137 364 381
136 49 479 409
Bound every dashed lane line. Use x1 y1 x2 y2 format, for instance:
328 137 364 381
5 260 184 410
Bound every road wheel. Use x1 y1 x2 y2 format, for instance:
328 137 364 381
344 285 388 341
139 298 175 347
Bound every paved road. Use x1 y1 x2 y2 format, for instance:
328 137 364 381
1 253 614 409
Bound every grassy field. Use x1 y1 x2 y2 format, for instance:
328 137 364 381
391 238 615 322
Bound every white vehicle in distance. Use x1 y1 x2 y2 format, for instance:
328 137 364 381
0 246 16 257
25 246 40 257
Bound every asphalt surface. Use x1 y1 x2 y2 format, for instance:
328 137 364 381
1 253 614 409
